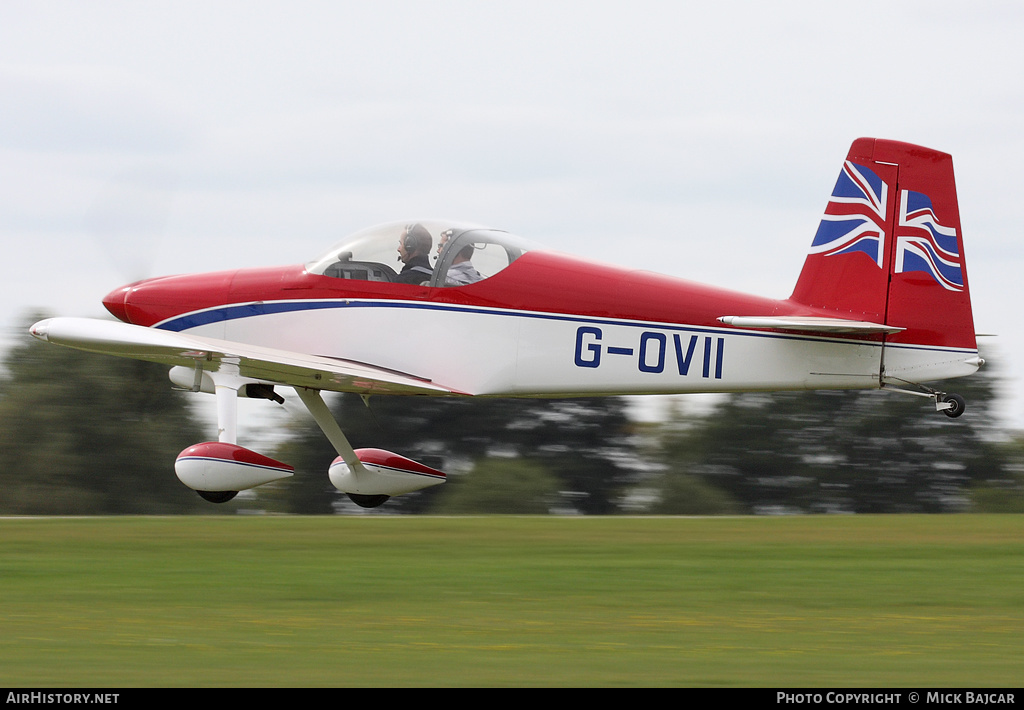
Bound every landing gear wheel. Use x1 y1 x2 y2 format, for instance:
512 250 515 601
940 393 966 418
197 490 238 503
347 493 390 508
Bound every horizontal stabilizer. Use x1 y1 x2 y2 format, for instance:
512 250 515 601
717 315 904 334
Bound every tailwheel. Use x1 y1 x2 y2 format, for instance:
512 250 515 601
197 490 238 503
886 383 968 419
939 393 966 419
347 493 390 508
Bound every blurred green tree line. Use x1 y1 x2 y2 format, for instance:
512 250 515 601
0 317 209 514
1 319 1021 515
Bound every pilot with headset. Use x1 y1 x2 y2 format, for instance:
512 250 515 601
395 223 434 284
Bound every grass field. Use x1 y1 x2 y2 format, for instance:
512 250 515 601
0 515 1022 687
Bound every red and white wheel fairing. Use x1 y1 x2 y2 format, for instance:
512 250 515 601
175 442 294 492
329 448 446 496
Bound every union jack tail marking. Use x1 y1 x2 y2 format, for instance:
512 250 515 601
808 161 889 268
894 189 963 291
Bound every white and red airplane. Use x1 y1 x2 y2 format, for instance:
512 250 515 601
30 138 982 507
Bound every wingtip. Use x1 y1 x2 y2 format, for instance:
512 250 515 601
29 319 51 341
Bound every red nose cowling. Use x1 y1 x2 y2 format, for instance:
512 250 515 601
99 267 304 328
102 283 135 323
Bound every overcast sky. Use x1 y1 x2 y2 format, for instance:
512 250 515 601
2 1 1022 428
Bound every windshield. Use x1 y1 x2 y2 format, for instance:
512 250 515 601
306 219 536 287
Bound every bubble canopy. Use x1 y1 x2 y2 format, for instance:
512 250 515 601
305 220 536 288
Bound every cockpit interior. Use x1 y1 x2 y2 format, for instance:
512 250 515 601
306 220 534 288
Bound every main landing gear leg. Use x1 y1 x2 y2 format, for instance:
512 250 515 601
194 370 243 504
294 388 389 507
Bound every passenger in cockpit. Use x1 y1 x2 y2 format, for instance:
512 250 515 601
395 223 433 285
438 228 484 286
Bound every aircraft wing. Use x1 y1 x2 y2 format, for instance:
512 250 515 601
717 316 904 334
29 317 462 396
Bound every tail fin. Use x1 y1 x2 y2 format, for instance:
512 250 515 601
791 138 976 353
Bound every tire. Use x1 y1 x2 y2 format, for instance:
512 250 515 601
941 393 966 418
347 493 390 508
197 490 238 503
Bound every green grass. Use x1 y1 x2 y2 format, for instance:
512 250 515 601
0 515 1022 687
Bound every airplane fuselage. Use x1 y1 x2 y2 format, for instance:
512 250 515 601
102 249 978 399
